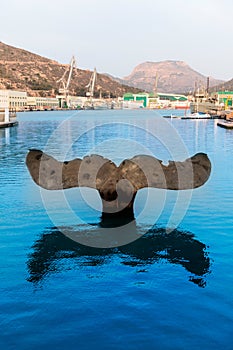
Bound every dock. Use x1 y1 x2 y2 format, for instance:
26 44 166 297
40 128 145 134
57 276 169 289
0 119 18 128
0 109 18 128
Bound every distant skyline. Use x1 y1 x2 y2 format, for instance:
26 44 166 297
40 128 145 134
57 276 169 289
1 0 233 81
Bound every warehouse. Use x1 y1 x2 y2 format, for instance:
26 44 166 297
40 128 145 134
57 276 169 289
123 92 189 109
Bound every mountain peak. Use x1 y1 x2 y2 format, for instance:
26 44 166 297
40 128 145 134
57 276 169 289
123 60 223 93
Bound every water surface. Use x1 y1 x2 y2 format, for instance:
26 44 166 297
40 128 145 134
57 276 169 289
0 110 233 349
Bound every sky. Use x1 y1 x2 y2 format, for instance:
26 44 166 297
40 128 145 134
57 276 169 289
0 0 233 81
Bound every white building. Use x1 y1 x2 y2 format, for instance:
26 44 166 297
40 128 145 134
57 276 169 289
27 96 59 110
0 89 85 112
68 96 86 109
0 90 8 109
0 89 27 111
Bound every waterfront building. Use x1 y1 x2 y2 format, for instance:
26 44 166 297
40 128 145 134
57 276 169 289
123 92 189 109
0 90 9 122
0 90 8 109
156 93 189 109
0 89 27 111
123 93 149 108
27 96 59 110
0 89 88 111
0 90 19 123
67 96 87 109
217 91 233 108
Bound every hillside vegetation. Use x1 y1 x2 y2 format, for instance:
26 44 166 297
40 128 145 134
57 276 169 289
0 42 140 97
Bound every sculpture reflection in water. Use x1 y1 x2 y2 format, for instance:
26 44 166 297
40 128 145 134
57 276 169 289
27 225 211 288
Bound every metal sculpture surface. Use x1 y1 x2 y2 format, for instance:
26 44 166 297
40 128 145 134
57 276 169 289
26 150 211 219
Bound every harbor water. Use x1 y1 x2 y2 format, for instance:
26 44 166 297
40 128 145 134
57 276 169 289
0 109 233 349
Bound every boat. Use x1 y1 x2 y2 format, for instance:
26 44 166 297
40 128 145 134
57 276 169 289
181 112 212 119
163 112 213 120
190 91 223 115
163 114 181 119
217 120 233 129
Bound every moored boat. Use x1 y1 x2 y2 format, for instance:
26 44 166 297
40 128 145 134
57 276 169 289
217 120 233 129
163 112 214 120
182 112 212 119
190 90 224 115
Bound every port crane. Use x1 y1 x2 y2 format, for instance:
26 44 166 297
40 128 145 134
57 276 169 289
56 56 77 107
86 67 97 98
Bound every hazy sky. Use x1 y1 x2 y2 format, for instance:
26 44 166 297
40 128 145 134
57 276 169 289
1 0 232 80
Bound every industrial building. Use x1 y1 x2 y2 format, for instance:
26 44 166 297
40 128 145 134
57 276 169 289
123 92 189 109
0 90 8 109
217 91 233 108
27 96 59 110
0 89 27 111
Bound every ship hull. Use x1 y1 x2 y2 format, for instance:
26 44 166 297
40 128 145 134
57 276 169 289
190 102 222 114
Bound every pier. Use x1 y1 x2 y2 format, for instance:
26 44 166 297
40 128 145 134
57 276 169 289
0 108 18 128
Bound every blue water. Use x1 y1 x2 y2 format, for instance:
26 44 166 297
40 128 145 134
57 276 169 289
0 109 233 349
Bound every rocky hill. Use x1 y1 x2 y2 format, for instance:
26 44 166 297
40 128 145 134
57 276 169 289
0 42 140 97
209 78 233 92
120 60 224 94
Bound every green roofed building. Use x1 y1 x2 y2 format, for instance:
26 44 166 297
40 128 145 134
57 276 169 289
123 92 189 109
157 93 187 102
123 93 149 107
217 91 233 107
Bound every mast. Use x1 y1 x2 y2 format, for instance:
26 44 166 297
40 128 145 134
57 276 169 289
153 72 158 96
206 76 210 95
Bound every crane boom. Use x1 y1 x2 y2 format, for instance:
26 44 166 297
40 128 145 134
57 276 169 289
57 56 77 97
86 67 97 98
66 56 76 90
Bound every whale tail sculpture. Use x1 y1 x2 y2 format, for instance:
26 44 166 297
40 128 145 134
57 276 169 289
26 150 211 219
